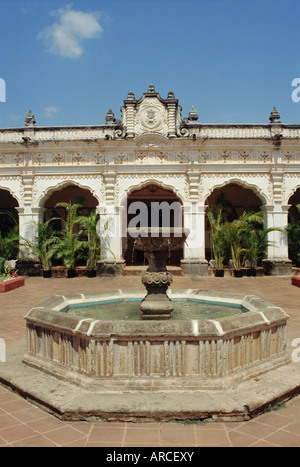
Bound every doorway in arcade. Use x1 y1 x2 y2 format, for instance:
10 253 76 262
124 183 183 266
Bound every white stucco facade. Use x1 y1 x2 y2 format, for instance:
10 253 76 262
0 85 299 275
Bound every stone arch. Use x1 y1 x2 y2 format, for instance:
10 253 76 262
287 187 300 266
286 183 300 206
204 178 267 207
0 188 19 248
0 188 19 261
121 181 184 266
0 182 22 208
41 182 99 223
119 177 185 208
37 178 102 208
38 182 100 268
204 181 266 262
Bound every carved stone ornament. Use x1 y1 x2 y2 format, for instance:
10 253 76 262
142 271 173 287
135 99 168 137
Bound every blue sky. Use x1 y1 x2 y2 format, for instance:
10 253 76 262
0 0 300 127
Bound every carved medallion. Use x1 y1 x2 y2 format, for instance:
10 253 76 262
140 107 161 130
135 98 168 136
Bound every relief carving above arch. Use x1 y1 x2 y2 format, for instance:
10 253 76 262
200 173 269 205
33 174 104 207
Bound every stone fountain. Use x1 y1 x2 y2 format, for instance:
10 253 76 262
129 227 188 320
12 224 294 423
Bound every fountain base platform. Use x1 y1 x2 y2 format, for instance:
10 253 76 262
0 288 296 423
1 337 299 423
21 289 291 392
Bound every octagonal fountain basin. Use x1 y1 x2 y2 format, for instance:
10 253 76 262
23 289 290 392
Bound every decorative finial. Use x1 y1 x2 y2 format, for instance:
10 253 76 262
24 110 36 127
105 109 116 124
147 84 155 93
269 106 281 124
127 91 135 100
167 91 175 99
188 106 199 121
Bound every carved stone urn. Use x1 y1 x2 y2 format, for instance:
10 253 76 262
128 227 188 319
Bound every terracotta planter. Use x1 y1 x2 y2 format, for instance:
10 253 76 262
292 276 300 287
0 277 25 293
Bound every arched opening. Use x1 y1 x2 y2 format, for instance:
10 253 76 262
42 184 99 268
205 182 264 263
123 183 183 266
288 187 300 266
43 184 99 223
0 189 19 260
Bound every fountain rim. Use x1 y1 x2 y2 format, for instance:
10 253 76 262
24 289 289 339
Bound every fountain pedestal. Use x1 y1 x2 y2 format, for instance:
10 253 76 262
129 228 188 320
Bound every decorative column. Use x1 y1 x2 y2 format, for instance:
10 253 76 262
262 204 292 275
261 166 292 274
180 172 208 276
97 172 125 276
16 206 46 276
123 91 136 139
166 91 178 138
181 201 208 276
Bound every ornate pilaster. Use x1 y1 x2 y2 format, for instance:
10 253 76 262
98 172 125 275
166 91 178 138
262 203 292 275
181 202 208 276
123 91 136 139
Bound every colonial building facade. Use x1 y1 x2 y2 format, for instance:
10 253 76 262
0 84 299 275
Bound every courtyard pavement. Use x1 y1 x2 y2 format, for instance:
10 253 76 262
0 273 300 447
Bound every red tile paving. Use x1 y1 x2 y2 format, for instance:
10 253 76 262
0 274 300 447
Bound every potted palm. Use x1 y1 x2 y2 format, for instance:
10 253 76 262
225 211 265 277
207 208 226 277
244 225 281 276
243 230 259 276
24 219 58 278
286 204 300 267
221 211 264 277
78 210 101 278
221 220 244 277
80 213 115 277
0 211 19 261
0 225 19 262
53 201 85 278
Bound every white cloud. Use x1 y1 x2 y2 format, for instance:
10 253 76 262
44 106 60 117
39 5 103 58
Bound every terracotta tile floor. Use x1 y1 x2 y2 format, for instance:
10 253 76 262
0 274 300 447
